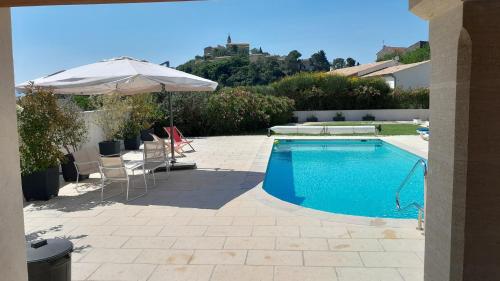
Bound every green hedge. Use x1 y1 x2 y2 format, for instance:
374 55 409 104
269 72 428 110
158 88 295 136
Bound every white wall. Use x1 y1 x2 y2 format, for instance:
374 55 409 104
393 61 431 89
294 109 429 122
80 110 105 150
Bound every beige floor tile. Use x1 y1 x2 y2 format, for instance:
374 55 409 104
378 239 425 252
173 237 226 250
300 226 350 238
88 263 156 280
80 248 142 263
211 265 273 281
224 237 275 250
112 225 163 236
72 263 101 280
252 226 300 237
328 239 383 252
73 235 129 249
104 216 151 226
336 267 404 281
232 217 276 226
159 226 208 237
360 252 424 268
216 208 257 217
189 250 247 265
97 208 142 218
135 208 178 218
136 249 194 264
277 216 321 226
348 227 423 239
398 268 424 281
276 237 329 251
122 237 176 249
148 265 214 281
70 225 120 236
246 250 302 266
303 251 363 267
274 266 337 281
147 216 193 226
175 208 218 217
189 216 233 226
415 251 424 262
205 226 252 237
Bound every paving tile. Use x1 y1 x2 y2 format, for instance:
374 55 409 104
216 208 257 217
147 216 192 226
72 263 101 280
348 227 423 239
189 216 233 226
246 250 302 266
224 237 275 250
175 208 218 217
88 263 156 280
135 208 178 218
300 226 350 238
112 226 163 236
336 267 404 281
189 250 247 265
276 237 329 251
274 266 337 281
303 251 363 267
252 226 300 237
159 226 207 237
122 237 176 249
277 216 321 226
360 252 424 268
211 265 273 281
70 225 120 236
378 239 425 252
148 265 214 281
136 249 194 264
73 235 129 249
232 217 275 226
205 226 252 237
104 216 151 226
328 239 383 252
398 267 424 281
97 208 142 217
80 248 142 263
173 237 226 250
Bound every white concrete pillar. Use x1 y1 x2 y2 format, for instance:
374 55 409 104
0 8 28 281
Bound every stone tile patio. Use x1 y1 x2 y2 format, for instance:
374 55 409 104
23 135 427 281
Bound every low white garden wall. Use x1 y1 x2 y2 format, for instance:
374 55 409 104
294 109 429 122
80 110 105 150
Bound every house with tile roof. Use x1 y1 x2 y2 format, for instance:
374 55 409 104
363 60 430 89
328 60 400 77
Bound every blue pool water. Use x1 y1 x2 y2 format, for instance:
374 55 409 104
263 139 425 219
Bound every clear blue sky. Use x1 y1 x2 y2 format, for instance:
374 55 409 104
11 0 428 84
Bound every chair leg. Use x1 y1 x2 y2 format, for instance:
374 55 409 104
188 142 195 151
142 170 148 191
100 179 105 201
126 180 130 201
76 172 80 189
152 169 156 186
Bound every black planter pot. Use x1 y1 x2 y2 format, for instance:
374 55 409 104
124 135 141 150
99 140 121 156
22 167 60 201
140 128 154 141
333 116 346 121
61 153 89 182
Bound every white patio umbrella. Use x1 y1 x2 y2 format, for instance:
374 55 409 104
16 57 218 165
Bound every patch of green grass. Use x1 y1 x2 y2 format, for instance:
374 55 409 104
305 121 422 136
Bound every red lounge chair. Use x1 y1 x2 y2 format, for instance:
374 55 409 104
164 126 196 152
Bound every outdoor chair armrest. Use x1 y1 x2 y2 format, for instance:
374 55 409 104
75 160 99 165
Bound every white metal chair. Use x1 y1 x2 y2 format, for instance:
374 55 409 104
142 140 170 187
73 147 100 188
98 154 147 201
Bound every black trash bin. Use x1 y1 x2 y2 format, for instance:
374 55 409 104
26 239 73 281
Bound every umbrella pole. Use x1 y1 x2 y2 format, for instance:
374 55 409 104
168 90 176 163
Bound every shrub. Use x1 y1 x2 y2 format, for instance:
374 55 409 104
92 94 129 141
121 93 161 139
17 87 87 175
388 87 429 109
205 87 295 135
362 114 376 121
271 72 391 110
333 112 345 121
306 115 318 122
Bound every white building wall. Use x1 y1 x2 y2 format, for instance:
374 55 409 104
393 61 431 89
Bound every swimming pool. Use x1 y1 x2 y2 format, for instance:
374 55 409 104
263 139 425 219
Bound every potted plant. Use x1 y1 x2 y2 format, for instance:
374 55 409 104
362 114 376 121
93 94 128 155
122 119 141 150
17 87 65 201
126 94 161 142
333 112 346 121
57 100 89 182
306 115 318 122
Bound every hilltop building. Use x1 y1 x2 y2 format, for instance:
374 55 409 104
204 35 251 59
376 41 429 61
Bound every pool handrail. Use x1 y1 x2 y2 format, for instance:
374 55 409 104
395 158 427 230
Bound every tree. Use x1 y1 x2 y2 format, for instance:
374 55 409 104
283 50 303 75
346 57 357 67
332 58 346 69
309 50 330 71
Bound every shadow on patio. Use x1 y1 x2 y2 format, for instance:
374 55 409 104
23 168 265 214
